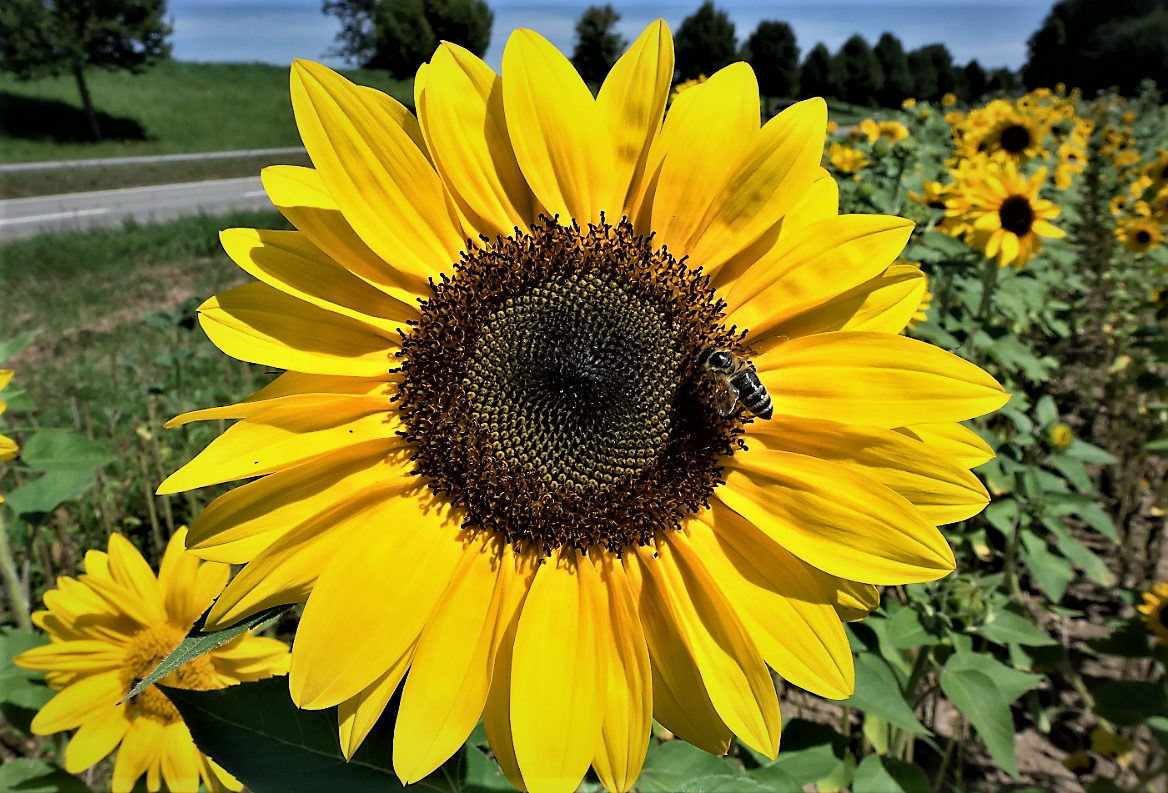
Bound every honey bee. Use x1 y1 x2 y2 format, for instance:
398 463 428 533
696 347 773 420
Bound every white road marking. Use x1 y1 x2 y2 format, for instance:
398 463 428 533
0 207 110 226
242 190 267 198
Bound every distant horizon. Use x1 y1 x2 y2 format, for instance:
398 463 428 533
168 0 1055 75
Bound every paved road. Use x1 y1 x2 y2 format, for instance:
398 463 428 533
0 147 306 173
0 177 274 241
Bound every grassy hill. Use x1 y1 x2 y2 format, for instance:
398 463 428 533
0 60 412 164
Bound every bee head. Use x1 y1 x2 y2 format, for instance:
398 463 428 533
699 348 734 373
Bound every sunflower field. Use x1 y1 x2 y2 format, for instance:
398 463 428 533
2 24 1168 793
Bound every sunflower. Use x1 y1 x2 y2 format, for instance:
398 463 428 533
1140 583 1168 642
909 180 953 211
1116 217 1165 253
1144 150 1168 194
828 142 868 174
942 93 957 107
1111 193 1132 217
0 370 16 494
14 529 290 792
1048 423 1073 449
902 97 916 109
946 160 1064 268
159 23 1007 793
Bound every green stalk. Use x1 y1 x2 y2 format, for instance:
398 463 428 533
0 509 32 632
964 256 1001 363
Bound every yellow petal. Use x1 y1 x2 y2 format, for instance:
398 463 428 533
590 551 652 793
64 702 130 773
198 283 398 377
186 439 406 564
651 63 758 256
160 722 201 793
159 528 205 625
289 494 467 709
32 670 125 734
813 573 881 622
597 20 673 213
220 228 417 330
689 506 854 700
0 370 12 391
720 447 956 585
511 548 607 793
625 80 701 235
645 534 782 758
261 165 431 305
290 60 464 282
688 98 828 275
422 43 534 239
728 215 914 344
747 417 990 525
106 534 167 624
758 264 926 342
503 30 617 224
159 396 396 495
394 536 504 783
205 475 415 630
112 717 163 793
895 422 996 469
625 549 732 755
16 640 125 675
209 634 291 682
753 331 1010 427
337 646 415 761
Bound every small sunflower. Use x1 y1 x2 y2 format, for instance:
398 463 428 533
941 93 957 107
1144 150 1168 194
1116 217 1165 253
947 160 1064 268
1048 423 1073 449
159 23 1007 793
1140 583 1168 642
0 370 16 491
909 180 952 211
669 74 707 104
828 142 868 174
902 98 916 109
1110 193 1132 216
14 529 290 792
1152 286 1168 307
976 112 1048 164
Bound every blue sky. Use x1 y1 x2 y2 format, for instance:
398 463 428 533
169 0 1054 73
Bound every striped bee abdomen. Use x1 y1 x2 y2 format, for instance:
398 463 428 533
730 369 773 420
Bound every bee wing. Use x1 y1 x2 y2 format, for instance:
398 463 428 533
712 378 740 417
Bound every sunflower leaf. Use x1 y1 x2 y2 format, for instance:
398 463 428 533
0 758 92 793
938 665 1019 778
119 604 292 704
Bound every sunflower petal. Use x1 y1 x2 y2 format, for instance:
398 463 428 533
198 283 398 377
895 423 996 469
753 331 1010 427
289 495 467 709
422 42 534 239
290 60 464 282
164 376 396 430
64 702 130 773
112 717 163 793
511 548 607 793
395 536 504 783
161 723 202 793
720 447 956 585
689 506 854 700
590 552 652 793
503 29 617 224
32 670 125 734
747 417 990 525
597 20 673 213
337 646 415 761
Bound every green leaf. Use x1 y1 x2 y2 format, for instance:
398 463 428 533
1146 715 1168 750
19 429 116 472
975 611 1056 647
0 330 41 366
841 652 928 735
4 469 97 519
942 652 1041 704
851 755 929 793
165 676 503 793
1033 396 1058 428
0 759 91 793
636 741 742 792
983 499 1019 534
1019 530 1075 603
0 386 36 413
1053 534 1115 587
678 775 787 793
920 230 969 256
814 753 856 793
939 665 1018 777
746 765 804 792
1064 440 1117 465
1090 681 1168 727
1047 456 1093 494
1087 618 1153 658
743 720 848 785
1045 495 1117 541
1086 780 1125 793
121 605 292 704
883 608 936 650
0 627 49 700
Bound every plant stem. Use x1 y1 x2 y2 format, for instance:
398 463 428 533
0 509 32 632
964 256 1000 363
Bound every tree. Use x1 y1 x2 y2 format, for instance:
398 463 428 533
987 67 1016 93
922 43 957 97
324 0 493 79
874 32 913 107
571 4 626 86
906 46 940 100
799 42 840 100
834 34 883 106
963 59 988 101
0 0 171 141
743 20 800 107
674 1 737 81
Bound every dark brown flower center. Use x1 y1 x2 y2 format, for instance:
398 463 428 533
396 217 746 553
1159 602 1168 630
1136 230 1152 245
1000 124 1031 153
999 195 1035 236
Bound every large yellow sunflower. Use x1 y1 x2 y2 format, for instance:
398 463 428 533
1116 217 1165 253
159 22 1007 793
14 529 290 792
946 160 1065 268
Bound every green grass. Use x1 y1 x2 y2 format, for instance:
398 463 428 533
0 60 412 163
